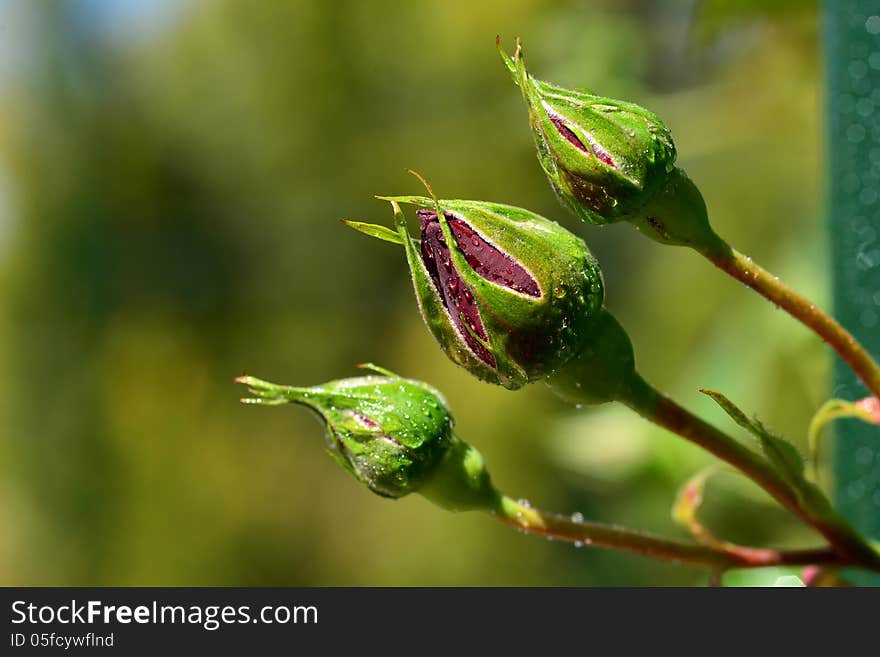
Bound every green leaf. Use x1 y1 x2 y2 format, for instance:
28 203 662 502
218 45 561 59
671 466 722 546
340 219 405 245
808 397 879 458
699 388 805 486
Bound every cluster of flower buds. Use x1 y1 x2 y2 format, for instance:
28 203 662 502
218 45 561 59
236 37 880 577
236 366 500 511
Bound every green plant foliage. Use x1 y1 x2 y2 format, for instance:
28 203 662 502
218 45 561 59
1 0 853 587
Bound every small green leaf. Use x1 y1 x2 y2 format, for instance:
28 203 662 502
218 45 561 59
672 467 711 528
808 397 879 457
341 219 405 245
699 388 805 486
806 397 879 483
672 466 722 546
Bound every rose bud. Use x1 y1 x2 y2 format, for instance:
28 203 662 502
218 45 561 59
345 195 604 390
499 38 721 250
236 365 500 510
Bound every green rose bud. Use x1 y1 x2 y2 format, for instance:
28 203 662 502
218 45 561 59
345 193 604 390
499 38 722 250
237 365 499 510
500 38 675 224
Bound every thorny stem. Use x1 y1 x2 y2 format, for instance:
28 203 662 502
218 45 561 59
493 496 847 573
700 242 880 401
620 375 880 570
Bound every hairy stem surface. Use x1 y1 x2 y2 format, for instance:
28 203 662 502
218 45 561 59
701 242 880 400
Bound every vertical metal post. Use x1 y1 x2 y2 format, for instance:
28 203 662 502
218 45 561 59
825 0 880 580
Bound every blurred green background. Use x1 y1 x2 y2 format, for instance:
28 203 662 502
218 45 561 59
0 0 835 585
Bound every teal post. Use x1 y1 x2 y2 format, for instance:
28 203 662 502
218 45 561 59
825 0 880 582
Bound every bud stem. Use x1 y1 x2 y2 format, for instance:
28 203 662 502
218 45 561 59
494 495 847 573
700 243 880 401
620 374 880 570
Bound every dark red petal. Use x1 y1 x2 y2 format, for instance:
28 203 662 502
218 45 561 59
418 210 495 367
549 115 588 153
549 115 617 169
592 144 616 168
448 217 540 297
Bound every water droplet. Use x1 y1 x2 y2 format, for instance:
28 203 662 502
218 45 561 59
570 512 584 524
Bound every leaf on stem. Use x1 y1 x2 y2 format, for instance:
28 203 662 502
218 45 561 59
807 396 880 471
341 219 406 245
699 388 805 486
672 466 723 547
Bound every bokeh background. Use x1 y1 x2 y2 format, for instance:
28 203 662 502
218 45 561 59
0 0 845 585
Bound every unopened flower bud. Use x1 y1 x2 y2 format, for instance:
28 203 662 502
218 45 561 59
237 366 499 510
347 195 604 389
500 39 721 250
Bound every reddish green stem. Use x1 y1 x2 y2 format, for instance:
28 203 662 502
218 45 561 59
701 243 880 400
620 375 880 570
495 496 844 572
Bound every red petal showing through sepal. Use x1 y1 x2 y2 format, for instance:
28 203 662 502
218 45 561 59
447 217 541 297
548 114 617 169
549 115 588 153
418 210 540 297
419 212 495 367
